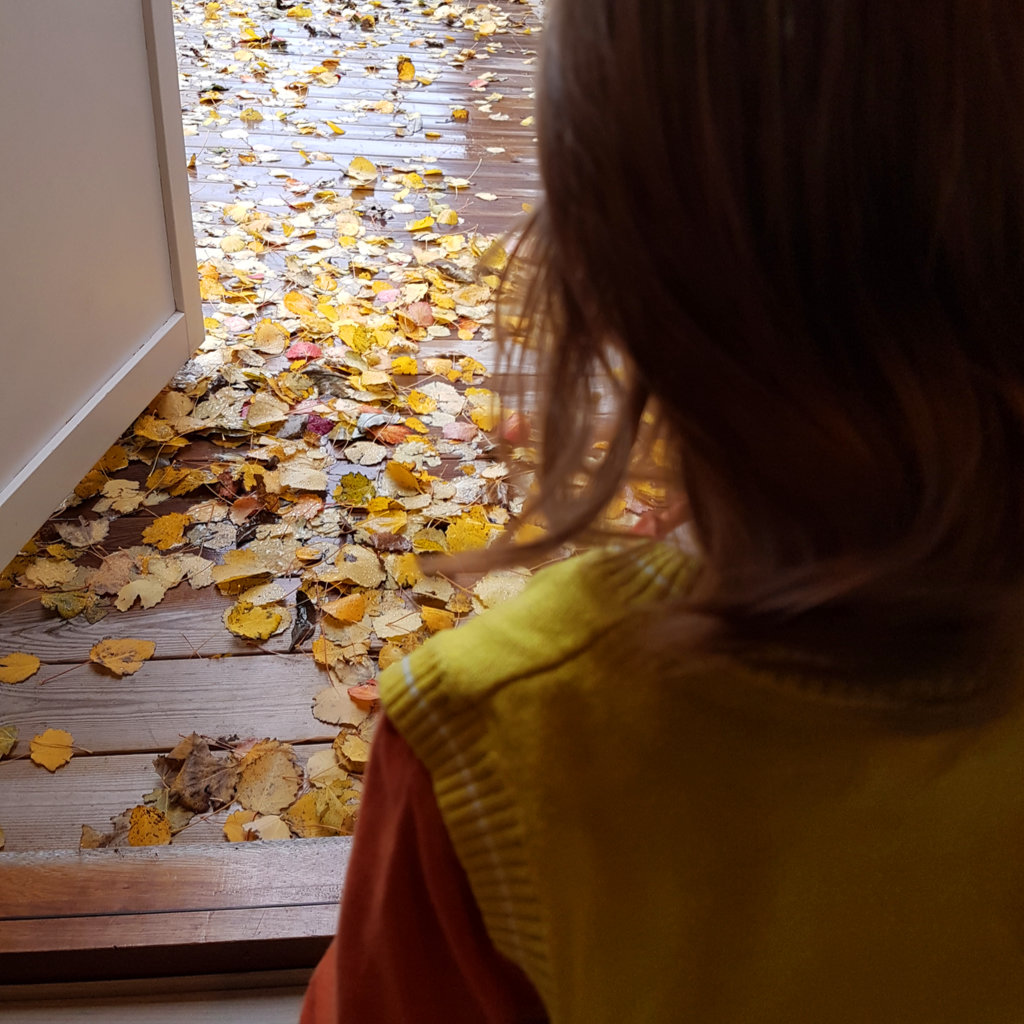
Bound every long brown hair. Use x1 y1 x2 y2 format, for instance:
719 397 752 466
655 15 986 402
492 0 1024 651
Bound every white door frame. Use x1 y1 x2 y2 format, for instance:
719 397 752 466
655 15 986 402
0 0 202 570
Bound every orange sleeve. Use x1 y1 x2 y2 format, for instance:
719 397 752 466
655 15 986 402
301 715 548 1024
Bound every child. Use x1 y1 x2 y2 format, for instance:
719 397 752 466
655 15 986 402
303 1 1024 1020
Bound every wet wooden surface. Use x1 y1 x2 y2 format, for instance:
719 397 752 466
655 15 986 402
0 0 542 981
0 0 541 854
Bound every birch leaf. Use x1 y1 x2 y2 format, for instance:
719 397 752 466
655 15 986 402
30 728 74 772
90 638 156 677
0 653 40 685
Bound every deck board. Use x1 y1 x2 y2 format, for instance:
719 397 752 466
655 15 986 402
0 745 332 852
0 0 542 980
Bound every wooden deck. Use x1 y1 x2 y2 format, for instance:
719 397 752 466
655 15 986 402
0 0 542 983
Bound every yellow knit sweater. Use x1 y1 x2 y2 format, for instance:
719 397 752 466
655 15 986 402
380 545 1024 1023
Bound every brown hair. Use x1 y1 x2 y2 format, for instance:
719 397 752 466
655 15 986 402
491 0 1024 650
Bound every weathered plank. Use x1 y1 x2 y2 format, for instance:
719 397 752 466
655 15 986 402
0 744 333 852
0 985 308 1024
0 839 346 982
0 904 338 953
0 836 348 920
0 578 307 663
0 654 334 757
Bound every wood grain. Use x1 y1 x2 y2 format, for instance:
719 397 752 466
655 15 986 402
0 837 348 922
0 744 333 852
0 653 335 758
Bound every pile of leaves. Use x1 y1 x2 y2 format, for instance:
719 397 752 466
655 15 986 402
0 0 553 851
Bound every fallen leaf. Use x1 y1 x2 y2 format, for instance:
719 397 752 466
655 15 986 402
115 578 169 612
0 653 40 685
421 605 455 632
224 600 285 640
312 686 370 727
347 681 380 708
235 740 302 814
474 569 530 608
127 805 172 847
30 728 74 772
56 518 110 548
332 545 385 588
244 814 293 840
347 156 378 185
142 513 190 551
321 592 367 624
0 724 17 758
305 747 350 788
89 638 156 677
23 557 78 589
155 733 239 813
397 55 415 81
224 808 259 842
333 732 370 774
40 591 97 620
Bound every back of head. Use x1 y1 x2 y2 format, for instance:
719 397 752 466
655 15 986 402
510 0 1024 650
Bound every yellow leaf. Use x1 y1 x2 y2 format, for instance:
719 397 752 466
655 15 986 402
407 216 435 232
451 107 469 122
236 740 302 814
312 635 343 669
325 119 347 135
406 390 438 415
405 417 430 434
224 808 259 842
0 724 18 758
287 4 312 17
245 814 293 840
390 552 423 587
333 733 370 773
446 508 499 553
390 356 418 375
142 512 190 551
115 578 169 612
386 460 424 493
127 805 172 846
89 638 156 677
252 319 290 354
224 600 284 641
30 728 74 772
397 56 415 82
333 472 376 508
321 592 367 624
437 207 459 226
422 606 455 633
0 653 40 685
347 156 378 185
134 413 176 443
284 290 314 316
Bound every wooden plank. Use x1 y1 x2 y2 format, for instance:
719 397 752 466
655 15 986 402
0 904 338 954
0 581 299 663
0 837 348 921
0 986 308 1024
0 654 335 757
0 745 332 852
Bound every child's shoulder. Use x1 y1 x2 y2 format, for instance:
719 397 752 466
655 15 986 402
379 543 697 711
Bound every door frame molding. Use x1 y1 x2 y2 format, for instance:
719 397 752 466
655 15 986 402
0 0 201 569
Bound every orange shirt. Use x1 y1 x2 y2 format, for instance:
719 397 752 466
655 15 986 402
301 716 547 1023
